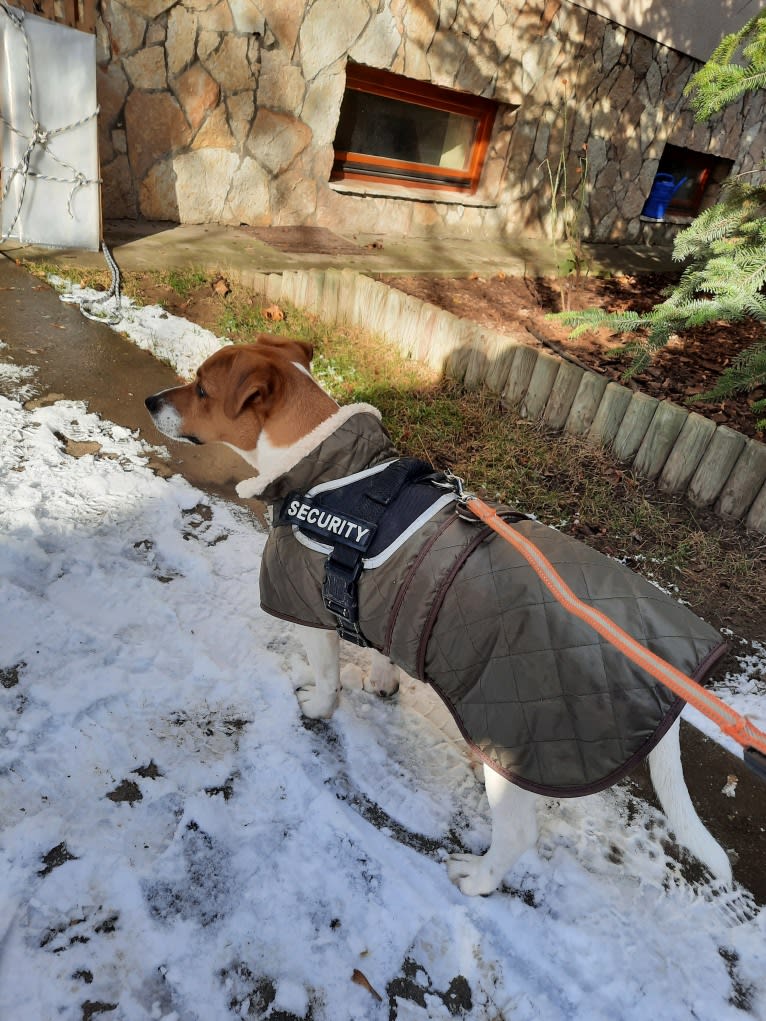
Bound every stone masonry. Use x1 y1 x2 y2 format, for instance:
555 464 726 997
96 0 766 242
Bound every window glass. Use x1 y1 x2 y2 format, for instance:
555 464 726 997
335 91 477 171
331 65 497 194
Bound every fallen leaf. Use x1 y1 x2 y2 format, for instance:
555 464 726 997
263 303 285 321
212 276 231 297
352 969 382 1002
24 392 65 411
721 774 738 798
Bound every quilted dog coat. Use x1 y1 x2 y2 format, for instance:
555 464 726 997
252 405 727 797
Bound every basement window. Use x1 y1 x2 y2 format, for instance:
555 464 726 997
332 64 497 194
642 144 734 220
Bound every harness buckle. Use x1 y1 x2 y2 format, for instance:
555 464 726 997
322 556 363 622
323 556 370 647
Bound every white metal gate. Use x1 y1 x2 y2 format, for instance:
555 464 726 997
0 1 100 250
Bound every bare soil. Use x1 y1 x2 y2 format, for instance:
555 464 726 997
383 272 766 442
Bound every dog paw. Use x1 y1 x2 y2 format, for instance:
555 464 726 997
340 664 365 691
367 659 400 697
296 684 339 720
446 852 501 897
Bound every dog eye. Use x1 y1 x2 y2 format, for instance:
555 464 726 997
196 383 207 399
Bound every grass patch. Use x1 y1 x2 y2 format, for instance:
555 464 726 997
164 268 209 298
23 263 208 304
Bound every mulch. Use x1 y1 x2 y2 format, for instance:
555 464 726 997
382 272 765 443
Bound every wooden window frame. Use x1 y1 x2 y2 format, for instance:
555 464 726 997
331 64 497 195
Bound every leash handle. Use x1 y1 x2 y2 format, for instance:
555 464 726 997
459 492 766 777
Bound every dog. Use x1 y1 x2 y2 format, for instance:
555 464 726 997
146 335 732 896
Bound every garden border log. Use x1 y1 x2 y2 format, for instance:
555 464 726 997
229 268 766 535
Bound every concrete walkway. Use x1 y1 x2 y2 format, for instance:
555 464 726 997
4 218 679 279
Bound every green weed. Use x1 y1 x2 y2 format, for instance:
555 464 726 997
162 269 208 298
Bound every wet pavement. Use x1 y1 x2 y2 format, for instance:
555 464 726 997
0 254 251 503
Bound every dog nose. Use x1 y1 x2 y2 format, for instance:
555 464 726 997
145 393 162 413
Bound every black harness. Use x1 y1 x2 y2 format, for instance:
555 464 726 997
278 458 446 645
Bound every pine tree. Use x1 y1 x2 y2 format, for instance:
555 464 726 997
557 11 766 427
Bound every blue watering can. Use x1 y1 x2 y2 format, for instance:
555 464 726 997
642 173 687 219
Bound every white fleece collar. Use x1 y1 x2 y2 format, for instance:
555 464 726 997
235 403 382 500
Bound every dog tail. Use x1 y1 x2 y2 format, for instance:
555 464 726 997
648 717 733 884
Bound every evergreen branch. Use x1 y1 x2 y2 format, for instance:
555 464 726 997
691 341 766 402
685 11 766 120
558 15 766 426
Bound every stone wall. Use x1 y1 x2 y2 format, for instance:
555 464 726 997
96 0 766 242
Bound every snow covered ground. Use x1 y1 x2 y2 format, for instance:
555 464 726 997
0 291 764 1021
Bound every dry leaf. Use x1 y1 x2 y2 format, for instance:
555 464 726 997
721 774 738 798
55 433 102 459
263 303 285 321
351 969 382 1002
212 276 231 297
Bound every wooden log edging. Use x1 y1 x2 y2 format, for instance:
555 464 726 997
233 267 766 537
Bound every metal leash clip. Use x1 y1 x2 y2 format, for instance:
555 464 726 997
433 469 481 522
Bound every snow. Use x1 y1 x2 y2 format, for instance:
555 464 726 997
56 281 227 377
0 291 764 1021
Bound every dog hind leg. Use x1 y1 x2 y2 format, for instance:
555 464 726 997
296 626 341 719
340 649 400 695
447 765 539 896
648 717 732 884
367 649 400 696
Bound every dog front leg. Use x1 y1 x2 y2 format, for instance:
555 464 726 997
296 626 340 719
447 765 539 896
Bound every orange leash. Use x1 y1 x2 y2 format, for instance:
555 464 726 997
455 485 766 781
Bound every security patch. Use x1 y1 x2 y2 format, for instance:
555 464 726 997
280 493 376 552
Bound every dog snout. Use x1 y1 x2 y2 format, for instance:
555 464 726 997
144 390 188 441
145 392 164 414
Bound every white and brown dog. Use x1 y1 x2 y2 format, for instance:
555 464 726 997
146 335 732 896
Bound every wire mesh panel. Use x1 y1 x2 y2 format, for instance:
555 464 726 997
0 2 100 249
11 0 96 33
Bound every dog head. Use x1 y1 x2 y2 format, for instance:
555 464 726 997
144 335 337 469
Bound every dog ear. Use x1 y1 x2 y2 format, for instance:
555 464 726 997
256 334 314 370
223 353 283 420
